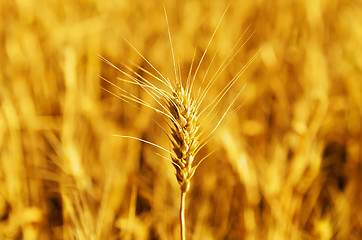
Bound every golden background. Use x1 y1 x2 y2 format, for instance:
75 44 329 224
0 0 361 239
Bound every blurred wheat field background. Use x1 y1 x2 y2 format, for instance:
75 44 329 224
1 0 362 239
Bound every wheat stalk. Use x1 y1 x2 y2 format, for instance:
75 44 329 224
101 5 258 239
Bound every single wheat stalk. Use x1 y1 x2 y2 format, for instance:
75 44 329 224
101 5 258 239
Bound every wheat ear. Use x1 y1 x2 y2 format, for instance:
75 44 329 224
168 84 199 193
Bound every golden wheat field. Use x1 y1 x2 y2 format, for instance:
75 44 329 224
1 0 362 239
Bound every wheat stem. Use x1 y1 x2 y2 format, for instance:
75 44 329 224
180 191 186 240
